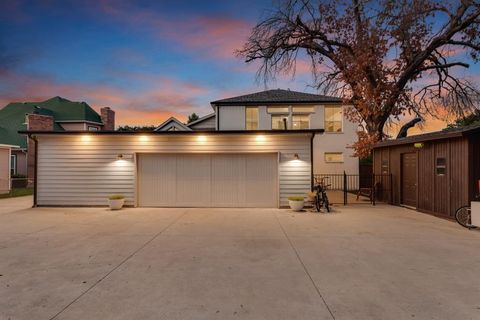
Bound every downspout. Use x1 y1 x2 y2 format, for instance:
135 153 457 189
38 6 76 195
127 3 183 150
310 132 315 191
28 134 38 207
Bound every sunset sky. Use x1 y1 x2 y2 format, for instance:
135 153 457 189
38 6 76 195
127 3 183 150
1 0 479 133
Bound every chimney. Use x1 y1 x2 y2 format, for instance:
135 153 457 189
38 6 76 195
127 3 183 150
25 113 54 187
101 107 115 131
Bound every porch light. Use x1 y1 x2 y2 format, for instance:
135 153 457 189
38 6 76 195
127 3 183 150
293 153 299 160
117 154 124 160
81 135 91 142
197 135 207 142
139 135 149 142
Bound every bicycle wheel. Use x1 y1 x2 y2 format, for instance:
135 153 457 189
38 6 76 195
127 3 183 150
315 195 321 212
455 206 474 229
324 197 330 213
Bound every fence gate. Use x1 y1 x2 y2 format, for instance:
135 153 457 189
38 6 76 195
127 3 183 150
314 172 393 205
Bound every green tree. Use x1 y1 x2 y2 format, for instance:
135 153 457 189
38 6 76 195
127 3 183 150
447 110 480 129
116 125 156 132
187 113 199 124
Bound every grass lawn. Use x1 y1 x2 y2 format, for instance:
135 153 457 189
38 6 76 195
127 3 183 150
0 188 33 199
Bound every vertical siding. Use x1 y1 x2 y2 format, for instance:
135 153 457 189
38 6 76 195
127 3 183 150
449 138 469 217
36 134 311 207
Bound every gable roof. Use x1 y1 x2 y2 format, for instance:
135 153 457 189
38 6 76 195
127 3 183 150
0 96 103 148
154 117 192 131
374 123 480 148
186 113 215 128
211 89 342 106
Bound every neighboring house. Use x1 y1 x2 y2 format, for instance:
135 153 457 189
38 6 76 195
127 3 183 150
373 124 480 219
0 96 115 183
0 144 18 194
158 89 359 174
154 117 191 131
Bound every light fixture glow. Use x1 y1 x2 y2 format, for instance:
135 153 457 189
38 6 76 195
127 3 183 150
117 154 124 160
255 135 266 142
139 135 149 142
81 135 91 142
197 135 207 142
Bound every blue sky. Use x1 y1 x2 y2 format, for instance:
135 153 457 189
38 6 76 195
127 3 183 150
0 0 478 129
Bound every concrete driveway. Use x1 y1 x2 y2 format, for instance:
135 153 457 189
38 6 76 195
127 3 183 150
1 197 479 320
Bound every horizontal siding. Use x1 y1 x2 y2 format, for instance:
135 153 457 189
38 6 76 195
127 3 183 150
36 134 312 207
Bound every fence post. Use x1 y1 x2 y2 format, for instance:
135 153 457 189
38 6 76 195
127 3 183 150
343 171 347 205
372 173 376 206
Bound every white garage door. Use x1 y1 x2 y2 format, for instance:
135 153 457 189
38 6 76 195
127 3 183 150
137 153 278 207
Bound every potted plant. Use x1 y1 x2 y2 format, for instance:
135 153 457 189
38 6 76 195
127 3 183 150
108 194 125 210
288 196 305 211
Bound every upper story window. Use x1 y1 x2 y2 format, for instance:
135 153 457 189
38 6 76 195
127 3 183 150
272 115 289 130
292 115 309 129
292 106 314 113
325 106 343 133
245 107 258 130
267 106 289 113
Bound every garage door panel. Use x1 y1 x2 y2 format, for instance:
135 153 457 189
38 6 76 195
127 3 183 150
176 154 211 206
138 154 176 206
211 155 246 207
245 154 277 207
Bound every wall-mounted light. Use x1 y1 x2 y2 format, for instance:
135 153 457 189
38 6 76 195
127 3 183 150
117 154 133 160
293 153 299 160
197 135 207 142
255 135 266 142
117 154 124 160
81 135 91 142
139 135 149 142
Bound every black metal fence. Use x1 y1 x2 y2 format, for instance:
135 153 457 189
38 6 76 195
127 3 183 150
314 172 393 205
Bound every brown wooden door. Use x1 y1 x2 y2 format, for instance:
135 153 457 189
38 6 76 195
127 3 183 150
401 152 417 207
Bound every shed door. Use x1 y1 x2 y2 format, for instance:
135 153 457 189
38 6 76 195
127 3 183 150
401 152 417 208
137 153 277 207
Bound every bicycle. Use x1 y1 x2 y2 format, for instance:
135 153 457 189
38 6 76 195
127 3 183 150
455 194 479 229
313 177 330 213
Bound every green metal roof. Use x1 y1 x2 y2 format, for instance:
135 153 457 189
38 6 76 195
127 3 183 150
0 97 102 148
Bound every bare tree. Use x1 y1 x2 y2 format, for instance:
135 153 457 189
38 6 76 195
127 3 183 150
237 0 480 156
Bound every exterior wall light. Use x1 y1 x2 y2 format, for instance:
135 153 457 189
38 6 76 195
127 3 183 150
117 154 124 160
293 153 299 160
197 135 207 142
116 154 133 160
81 135 91 142
139 135 149 142
255 135 266 142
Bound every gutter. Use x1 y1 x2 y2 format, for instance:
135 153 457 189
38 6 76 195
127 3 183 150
19 129 325 135
310 132 317 191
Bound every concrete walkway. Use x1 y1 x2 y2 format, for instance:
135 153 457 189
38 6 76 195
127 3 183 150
0 199 479 320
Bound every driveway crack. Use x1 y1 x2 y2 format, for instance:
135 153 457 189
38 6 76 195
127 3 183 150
274 212 336 320
48 209 188 320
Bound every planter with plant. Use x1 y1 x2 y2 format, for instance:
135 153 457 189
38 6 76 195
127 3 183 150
108 194 125 210
288 196 305 211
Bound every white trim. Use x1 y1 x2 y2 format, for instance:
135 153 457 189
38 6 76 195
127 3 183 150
56 120 104 125
154 117 192 131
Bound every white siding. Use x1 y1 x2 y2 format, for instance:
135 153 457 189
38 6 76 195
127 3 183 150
218 106 245 130
188 116 216 130
36 134 312 207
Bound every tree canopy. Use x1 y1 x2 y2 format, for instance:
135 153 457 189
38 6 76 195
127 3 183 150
238 0 480 156
187 113 200 124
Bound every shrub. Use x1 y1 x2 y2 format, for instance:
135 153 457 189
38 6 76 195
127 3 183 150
288 196 304 201
108 194 125 200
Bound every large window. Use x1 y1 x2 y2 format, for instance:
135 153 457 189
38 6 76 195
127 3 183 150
10 154 16 176
272 115 289 130
292 115 309 129
292 106 314 113
267 106 289 113
324 152 344 163
325 106 343 132
245 107 259 130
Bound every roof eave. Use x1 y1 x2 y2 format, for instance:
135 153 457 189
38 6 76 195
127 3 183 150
19 129 325 135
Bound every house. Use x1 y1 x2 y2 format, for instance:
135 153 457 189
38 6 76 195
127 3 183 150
0 96 115 183
373 123 480 219
20 89 358 209
157 89 359 175
0 144 18 194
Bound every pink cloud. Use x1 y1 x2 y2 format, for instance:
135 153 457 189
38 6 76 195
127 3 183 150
0 70 212 126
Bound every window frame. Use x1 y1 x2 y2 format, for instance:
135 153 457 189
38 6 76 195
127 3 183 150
245 107 259 130
381 159 389 174
324 152 344 163
10 154 17 176
436 157 446 176
88 126 99 131
291 114 310 130
324 105 343 133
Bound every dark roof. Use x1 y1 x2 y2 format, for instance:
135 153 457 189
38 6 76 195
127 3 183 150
374 123 480 148
0 96 102 148
186 113 215 127
211 89 342 106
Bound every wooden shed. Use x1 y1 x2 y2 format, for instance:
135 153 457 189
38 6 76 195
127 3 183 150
373 124 480 219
